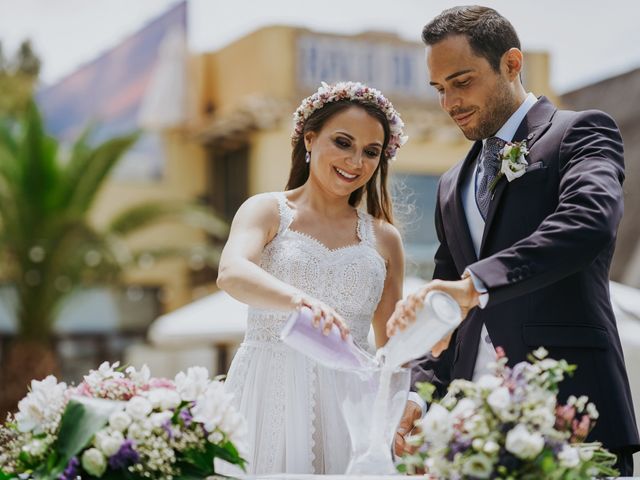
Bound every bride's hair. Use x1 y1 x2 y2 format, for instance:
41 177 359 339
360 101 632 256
286 100 395 225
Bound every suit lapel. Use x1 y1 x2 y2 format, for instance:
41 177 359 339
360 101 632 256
479 97 556 256
442 141 481 272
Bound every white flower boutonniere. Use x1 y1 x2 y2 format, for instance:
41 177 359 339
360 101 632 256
489 140 529 192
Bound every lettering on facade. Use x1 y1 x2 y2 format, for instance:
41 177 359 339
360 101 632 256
296 34 437 102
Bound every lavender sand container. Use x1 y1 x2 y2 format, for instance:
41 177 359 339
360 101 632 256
280 306 377 370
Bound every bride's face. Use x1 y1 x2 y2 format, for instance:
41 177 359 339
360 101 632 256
304 106 385 198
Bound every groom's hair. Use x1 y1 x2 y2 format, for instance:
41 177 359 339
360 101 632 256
422 6 520 73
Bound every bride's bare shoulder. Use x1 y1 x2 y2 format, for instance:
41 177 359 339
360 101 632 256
231 192 281 235
372 219 404 263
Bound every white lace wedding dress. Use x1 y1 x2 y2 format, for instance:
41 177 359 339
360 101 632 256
221 191 387 474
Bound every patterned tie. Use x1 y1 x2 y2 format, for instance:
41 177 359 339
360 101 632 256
475 137 506 220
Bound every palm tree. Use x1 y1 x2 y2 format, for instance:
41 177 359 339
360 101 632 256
0 101 228 415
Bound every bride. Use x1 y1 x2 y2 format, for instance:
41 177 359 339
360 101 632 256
216 81 407 474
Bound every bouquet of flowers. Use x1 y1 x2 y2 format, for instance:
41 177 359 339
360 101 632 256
0 362 247 479
399 348 619 479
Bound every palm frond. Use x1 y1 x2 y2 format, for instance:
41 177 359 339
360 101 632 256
107 202 228 239
65 130 141 217
56 122 97 210
18 100 60 213
0 116 19 158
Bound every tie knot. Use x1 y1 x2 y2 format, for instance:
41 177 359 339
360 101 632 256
482 137 506 167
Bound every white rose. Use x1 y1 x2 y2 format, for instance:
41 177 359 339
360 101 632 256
558 445 581 468
150 411 173 429
420 403 453 446
125 396 152 420
525 406 556 431
501 158 527 182
81 448 107 477
126 421 149 441
505 424 545 460
461 453 493 479
175 366 210 402
476 374 503 391
191 382 235 433
465 414 491 438
487 387 511 414
146 388 181 410
483 440 500 455
15 375 68 434
108 410 132 432
451 398 476 419
94 430 123 457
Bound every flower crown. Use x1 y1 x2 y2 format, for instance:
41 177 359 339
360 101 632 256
291 81 408 162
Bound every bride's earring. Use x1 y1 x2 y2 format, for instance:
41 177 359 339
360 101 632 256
305 151 311 164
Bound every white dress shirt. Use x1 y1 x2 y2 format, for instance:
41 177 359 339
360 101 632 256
462 92 538 380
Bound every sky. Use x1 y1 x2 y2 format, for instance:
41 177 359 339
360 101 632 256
0 0 638 94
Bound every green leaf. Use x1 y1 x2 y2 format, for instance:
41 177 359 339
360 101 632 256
53 397 124 475
415 382 436 404
46 450 59 472
0 470 18 480
539 450 556 473
181 440 246 476
211 441 246 471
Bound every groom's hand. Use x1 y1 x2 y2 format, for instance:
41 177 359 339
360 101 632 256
394 400 422 457
386 277 480 354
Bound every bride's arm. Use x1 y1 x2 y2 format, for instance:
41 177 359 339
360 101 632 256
217 194 302 310
217 193 351 338
371 221 405 349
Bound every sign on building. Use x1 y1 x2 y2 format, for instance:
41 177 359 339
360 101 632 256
296 34 438 102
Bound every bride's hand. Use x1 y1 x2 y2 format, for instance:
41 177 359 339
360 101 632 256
293 294 350 340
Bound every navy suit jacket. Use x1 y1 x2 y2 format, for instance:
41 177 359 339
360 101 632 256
413 96 639 451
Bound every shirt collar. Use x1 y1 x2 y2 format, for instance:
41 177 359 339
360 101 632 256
484 92 538 145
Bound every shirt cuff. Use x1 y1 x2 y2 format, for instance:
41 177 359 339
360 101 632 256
464 268 489 309
407 391 427 417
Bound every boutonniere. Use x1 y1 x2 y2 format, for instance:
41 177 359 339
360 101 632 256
489 140 529 192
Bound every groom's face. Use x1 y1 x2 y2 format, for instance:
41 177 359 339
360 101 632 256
426 35 516 141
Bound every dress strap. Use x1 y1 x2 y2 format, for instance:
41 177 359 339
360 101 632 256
272 191 295 235
356 210 377 248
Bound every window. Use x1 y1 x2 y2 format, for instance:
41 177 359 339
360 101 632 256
208 145 250 222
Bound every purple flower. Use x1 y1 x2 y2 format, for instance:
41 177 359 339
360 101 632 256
545 437 564 455
162 418 174 439
108 440 140 470
58 456 79 480
446 434 471 461
179 407 193 426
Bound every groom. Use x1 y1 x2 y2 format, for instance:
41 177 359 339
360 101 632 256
389 5 639 474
